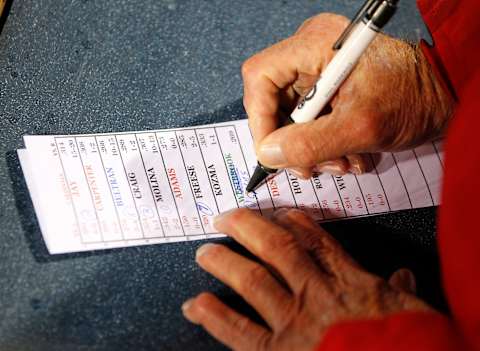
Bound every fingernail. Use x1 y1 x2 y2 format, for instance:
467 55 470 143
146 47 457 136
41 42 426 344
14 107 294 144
289 168 303 178
273 207 305 221
289 168 311 179
182 298 200 324
349 162 364 175
272 207 290 219
213 208 236 226
259 143 286 168
182 298 195 313
196 243 216 260
314 164 346 176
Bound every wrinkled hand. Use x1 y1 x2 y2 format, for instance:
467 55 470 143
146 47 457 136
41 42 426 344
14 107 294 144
242 13 454 178
182 208 432 351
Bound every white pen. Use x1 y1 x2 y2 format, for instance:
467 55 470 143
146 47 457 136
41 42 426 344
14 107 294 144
246 0 399 192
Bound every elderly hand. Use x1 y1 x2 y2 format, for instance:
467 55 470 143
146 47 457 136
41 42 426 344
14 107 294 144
242 13 454 178
182 208 433 351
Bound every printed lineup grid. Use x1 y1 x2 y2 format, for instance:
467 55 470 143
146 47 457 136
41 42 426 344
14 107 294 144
52 125 257 244
18 119 444 254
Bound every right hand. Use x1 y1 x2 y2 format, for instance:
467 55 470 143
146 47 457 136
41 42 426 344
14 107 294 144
242 13 454 178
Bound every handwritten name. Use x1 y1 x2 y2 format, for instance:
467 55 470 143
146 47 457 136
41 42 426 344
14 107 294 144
168 168 183 199
207 164 222 196
147 167 162 202
312 174 323 190
225 154 244 203
267 177 281 197
335 175 346 191
186 165 203 199
85 165 103 210
288 173 303 195
128 172 142 199
106 167 124 207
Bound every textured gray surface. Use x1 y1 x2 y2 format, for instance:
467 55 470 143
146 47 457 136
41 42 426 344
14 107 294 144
0 1 441 350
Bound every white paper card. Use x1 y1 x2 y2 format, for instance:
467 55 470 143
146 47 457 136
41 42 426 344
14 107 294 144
18 119 444 254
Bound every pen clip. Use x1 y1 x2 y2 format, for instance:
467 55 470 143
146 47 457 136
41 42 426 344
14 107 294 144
332 0 378 50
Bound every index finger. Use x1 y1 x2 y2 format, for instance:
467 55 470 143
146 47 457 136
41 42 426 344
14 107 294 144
241 38 301 149
183 292 271 351
271 208 361 276
213 208 320 293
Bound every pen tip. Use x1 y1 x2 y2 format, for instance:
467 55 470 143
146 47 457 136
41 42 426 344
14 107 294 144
246 163 275 193
245 182 256 194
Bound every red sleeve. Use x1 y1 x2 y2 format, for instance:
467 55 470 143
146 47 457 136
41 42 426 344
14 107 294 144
317 0 480 350
319 312 466 351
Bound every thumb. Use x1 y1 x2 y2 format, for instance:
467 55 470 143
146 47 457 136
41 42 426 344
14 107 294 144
257 112 367 169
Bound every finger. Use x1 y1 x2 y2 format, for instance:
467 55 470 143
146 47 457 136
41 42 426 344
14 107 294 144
256 107 372 168
279 85 300 113
242 37 327 149
295 13 349 36
313 158 349 176
195 243 292 329
182 292 270 351
388 268 417 294
214 208 320 293
0 0 6 17
288 167 313 180
271 208 360 276
345 154 367 175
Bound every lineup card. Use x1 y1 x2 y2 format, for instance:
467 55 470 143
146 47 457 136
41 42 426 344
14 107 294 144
18 119 444 254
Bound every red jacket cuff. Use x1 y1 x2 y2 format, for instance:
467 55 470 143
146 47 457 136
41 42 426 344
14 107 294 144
415 0 479 99
317 311 466 351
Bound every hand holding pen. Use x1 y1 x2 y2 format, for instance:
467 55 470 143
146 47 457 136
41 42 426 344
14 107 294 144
0 0 6 17
245 1 453 192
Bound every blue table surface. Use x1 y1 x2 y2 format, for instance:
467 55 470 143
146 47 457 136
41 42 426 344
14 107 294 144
0 1 444 350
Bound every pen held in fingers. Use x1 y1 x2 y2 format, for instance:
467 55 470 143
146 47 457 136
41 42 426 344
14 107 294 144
245 163 277 193
246 0 398 192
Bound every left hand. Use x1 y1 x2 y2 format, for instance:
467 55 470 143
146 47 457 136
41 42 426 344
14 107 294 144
182 208 433 351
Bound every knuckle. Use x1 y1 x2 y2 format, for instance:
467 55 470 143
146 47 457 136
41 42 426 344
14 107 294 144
257 232 300 260
314 12 349 26
302 17 314 27
297 13 349 36
297 17 314 32
370 275 388 290
242 265 271 294
288 133 319 167
313 12 335 22
255 332 272 351
241 56 260 80
367 276 392 306
230 314 251 336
